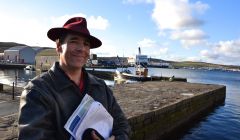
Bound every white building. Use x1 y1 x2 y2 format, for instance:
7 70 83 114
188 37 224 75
4 46 35 64
136 54 148 65
127 57 135 66
135 47 148 65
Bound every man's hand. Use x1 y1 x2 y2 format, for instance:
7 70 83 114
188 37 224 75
107 135 115 140
91 130 115 140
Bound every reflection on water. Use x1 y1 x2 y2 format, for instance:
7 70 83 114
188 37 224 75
0 68 239 139
0 69 36 87
116 67 240 140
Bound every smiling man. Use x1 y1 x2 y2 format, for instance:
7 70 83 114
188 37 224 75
18 17 131 140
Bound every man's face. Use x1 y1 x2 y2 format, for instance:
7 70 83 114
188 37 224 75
57 34 90 69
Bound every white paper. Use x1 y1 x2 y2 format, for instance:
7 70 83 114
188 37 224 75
64 94 113 140
64 94 94 137
75 101 113 139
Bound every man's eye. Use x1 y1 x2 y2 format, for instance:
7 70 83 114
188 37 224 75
84 41 90 46
69 40 77 44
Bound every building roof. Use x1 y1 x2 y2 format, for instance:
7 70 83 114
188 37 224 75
32 46 43 51
36 48 58 56
6 45 30 51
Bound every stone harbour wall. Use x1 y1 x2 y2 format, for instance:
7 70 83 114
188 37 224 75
127 86 226 140
0 81 226 140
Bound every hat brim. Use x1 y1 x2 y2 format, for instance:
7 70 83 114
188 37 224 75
47 28 102 49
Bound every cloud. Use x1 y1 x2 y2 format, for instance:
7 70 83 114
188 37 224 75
136 38 170 59
0 13 109 47
159 47 169 54
124 0 209 30
151 0 208 30
50 14 109 30
50 13 87 27
162 54 202 62
0 13 51 47
87 16 110 30
167 54 186 61
137 38 157 48
200 39 240 65
171 29 208 48
216 40 240 57
149 47 169 58
191 1 210 14
184 56 202 62
91 38 118 57
200 50 219 59
126 0 209 48
171 29 207 40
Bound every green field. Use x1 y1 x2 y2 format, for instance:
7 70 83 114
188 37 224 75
0 42 26 53
1 42 239 70
170 61 240 70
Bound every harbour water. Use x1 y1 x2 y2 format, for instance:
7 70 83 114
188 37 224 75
0 69 36 87
148 68 240 140
0 68 239 139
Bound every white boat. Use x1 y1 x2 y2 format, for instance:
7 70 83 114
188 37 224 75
24 65 35 71
115 64 151 81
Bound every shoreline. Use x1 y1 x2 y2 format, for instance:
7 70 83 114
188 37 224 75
0 81 226 140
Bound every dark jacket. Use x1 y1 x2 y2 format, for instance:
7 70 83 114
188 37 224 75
18 62 131 140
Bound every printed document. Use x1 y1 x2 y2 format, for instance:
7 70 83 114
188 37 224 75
64 94 113 140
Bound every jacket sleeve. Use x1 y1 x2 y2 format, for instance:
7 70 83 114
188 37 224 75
105 86 131 140
18 87 56 140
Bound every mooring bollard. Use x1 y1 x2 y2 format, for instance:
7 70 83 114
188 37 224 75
0 83 3 92
15 75 18 86
12 82 15 100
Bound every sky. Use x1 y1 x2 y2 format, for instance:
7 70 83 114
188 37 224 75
0 0 240 66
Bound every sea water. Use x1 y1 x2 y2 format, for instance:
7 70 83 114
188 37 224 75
0 68 239 139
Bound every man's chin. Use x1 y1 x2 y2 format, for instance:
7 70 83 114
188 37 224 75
72 63 85 69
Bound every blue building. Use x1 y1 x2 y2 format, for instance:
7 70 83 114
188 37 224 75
4 46 35 64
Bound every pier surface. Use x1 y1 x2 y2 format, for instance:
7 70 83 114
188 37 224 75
0 81 226 140
112 81 225 118
112 81 226 139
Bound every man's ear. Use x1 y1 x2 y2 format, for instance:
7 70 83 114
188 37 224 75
56 42 62 53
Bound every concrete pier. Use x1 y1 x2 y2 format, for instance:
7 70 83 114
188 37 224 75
111 81 226 140
0 63 26 69
0 81 226 139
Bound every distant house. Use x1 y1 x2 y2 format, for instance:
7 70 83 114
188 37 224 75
35 48 58 71
0 53 4 61
4 46 35 64
32 46 46 54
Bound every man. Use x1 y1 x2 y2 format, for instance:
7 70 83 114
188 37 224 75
18 17 131 140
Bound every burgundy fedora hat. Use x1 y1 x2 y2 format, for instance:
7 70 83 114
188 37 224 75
47 17 102 49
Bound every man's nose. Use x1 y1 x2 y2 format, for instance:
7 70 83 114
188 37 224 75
76 43 86 50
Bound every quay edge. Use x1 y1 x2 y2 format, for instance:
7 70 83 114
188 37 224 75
0 81 226 140
0 63 26 69
111 81 226 140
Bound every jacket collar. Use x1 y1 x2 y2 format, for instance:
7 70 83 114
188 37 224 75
86 72 103 86
49 62 102 91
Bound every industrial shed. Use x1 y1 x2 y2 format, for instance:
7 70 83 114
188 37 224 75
35 48 58 71
32 46 45 54
4 46 35 64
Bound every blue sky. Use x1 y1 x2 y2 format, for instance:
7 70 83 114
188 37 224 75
0 0 240 65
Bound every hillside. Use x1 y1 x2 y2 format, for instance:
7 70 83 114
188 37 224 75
0 42 26 53
169 61 240 70
1 42 239 71
97 56 240 70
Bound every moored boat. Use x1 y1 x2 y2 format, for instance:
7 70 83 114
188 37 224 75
115 64 151 81
24 65 35 71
